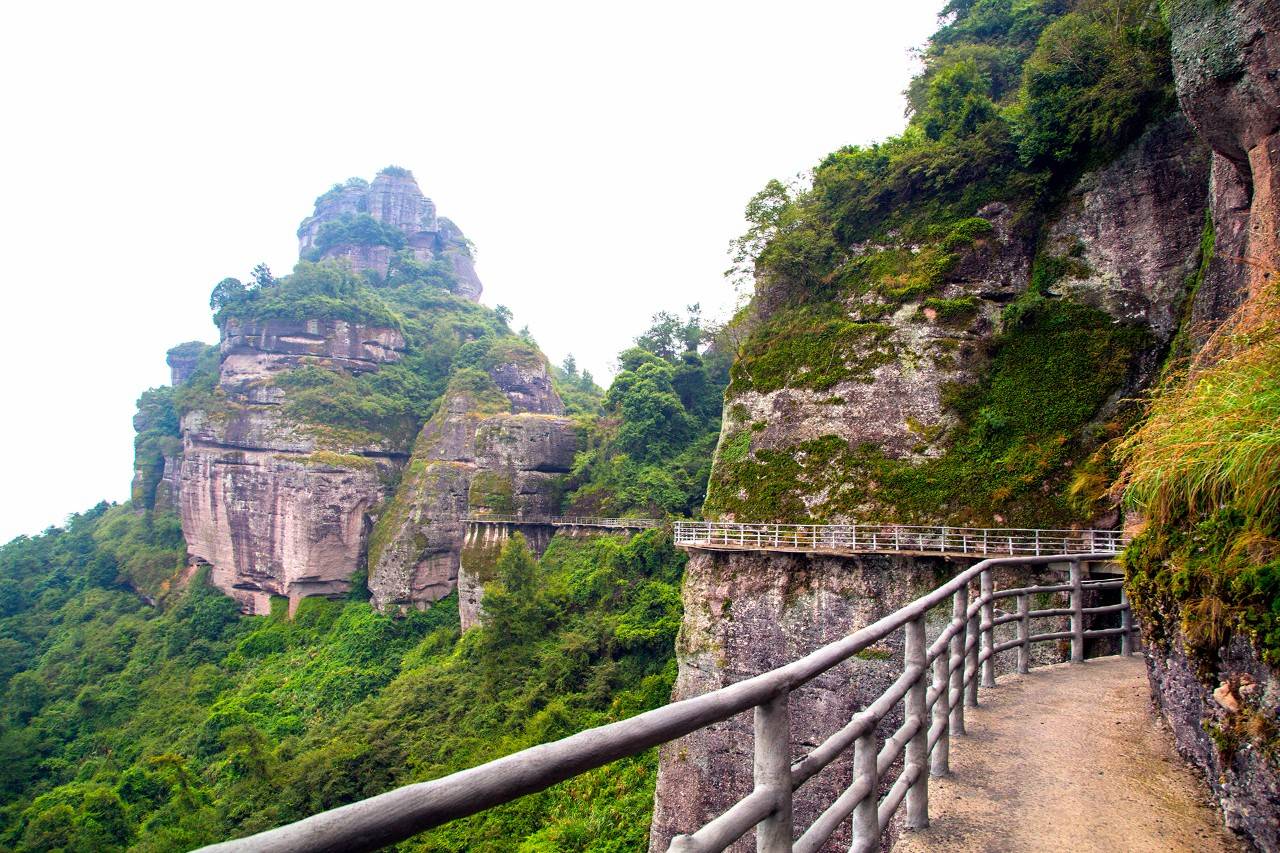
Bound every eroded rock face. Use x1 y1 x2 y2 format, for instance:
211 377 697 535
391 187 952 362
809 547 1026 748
1132 5 1280 844
1046 115 1211 342
177 321 408 614
367 358 577 621
1172 0 1280 324
297 170 483 300
1144 631 1280 848
219 318 405 392
714 125 1208 524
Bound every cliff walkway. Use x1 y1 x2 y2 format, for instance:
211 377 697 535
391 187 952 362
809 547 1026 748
464 516 1128 558
673 520 1127 558
463 514 661 530
197 548 1193 853
893 656 1235 852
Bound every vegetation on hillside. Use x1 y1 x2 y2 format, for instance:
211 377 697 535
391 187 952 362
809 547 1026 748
0 508 684 851
1121 277 1280 660
564 307 730 517
714 0 1175 525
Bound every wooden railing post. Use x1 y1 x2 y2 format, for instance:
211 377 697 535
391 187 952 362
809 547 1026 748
1121 587 1133 656
905 616 929 829
1069 560 1084 663
1017 592 1030 674
850 729 878 853
755 690 792 852
950 585 967 735
980 569 995 689
931 643 950 776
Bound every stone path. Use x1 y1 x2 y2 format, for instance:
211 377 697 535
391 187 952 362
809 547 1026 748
893 656 1241 852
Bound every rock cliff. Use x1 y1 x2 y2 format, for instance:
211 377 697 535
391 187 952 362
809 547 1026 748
366 351 578 625
177 317 409 614
1133 2 1280 845
147 168 572 619
297 168 483 300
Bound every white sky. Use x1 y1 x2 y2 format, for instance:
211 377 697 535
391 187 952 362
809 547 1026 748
0 0 943 542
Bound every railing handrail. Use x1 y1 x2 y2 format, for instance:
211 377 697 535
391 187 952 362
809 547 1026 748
194 551 1128 853
673 520 1128 558
465 514 662 528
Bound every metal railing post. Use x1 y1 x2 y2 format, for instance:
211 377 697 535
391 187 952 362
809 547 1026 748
931 643 949 777
1120 587 1133 656
1017 592 1030 674
980 569 995 689
1070 560 1084 663
905 616 929 829
950 586 967 735
965 588 980 707
850 730 878 853
755 690 792 852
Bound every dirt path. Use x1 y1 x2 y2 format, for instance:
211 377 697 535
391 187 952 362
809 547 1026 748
892 656 1240 852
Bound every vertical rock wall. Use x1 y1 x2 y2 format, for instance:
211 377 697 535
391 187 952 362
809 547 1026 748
296 169 483 300
176 319 409 614
1134 2 1280 845
366 358 579 618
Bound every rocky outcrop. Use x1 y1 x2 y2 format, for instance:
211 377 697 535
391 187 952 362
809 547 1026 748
1144 631 1280 848
297 169 483 300
218 318 405 395
1130 4 1280 845
711 118 1209 524
367 357 577 621
166 341 207 386
1172 0 1280 335
176 319 409 614
1046 115 1211 342
177 403 404 615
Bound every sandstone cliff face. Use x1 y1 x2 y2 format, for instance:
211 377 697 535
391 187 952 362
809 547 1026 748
1136 3 1280 845
297 170 483 300
1046 116 1210 343
177 318 408 614
1172 0 1280 322
709 116 1208 525
366 357 578 623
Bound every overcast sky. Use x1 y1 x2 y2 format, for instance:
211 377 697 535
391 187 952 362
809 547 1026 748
0 0 943 542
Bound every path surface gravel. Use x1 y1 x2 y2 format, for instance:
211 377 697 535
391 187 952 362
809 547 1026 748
892 656 1240 852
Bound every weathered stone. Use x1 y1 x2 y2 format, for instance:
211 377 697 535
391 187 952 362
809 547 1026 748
1046 115 1211 342
218 318 404 391
166 341 207 386
367 358 578 616
296 170 483 300
1172 0 1280 305
1144 630 1280 849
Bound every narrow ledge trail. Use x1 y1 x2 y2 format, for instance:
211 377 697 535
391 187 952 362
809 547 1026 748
892 656 1241 852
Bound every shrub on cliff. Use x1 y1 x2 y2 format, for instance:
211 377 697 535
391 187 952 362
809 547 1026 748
1121 281 1280 666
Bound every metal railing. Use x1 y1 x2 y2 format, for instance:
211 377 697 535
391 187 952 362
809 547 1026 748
196 552 1132 853
674 520 1128 557
464 514 662 529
